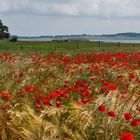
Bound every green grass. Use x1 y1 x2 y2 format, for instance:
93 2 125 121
0 40 140 54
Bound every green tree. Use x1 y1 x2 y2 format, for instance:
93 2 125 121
0 19 10 39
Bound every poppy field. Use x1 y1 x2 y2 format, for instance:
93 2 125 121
0 42 140 140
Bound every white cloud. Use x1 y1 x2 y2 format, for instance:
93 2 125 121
0 0 140 18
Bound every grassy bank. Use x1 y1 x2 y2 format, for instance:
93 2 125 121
0 40 140 53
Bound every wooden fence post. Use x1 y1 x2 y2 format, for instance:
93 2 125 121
76 40 79 49
21 44 24 50
99 41 101 47
117 42 120 47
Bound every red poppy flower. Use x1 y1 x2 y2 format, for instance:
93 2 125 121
40 81 46 85
1 91 11 100
121 133 134 140
43 98 50 105
74 80 81 88
16 79 21 83
57 88 69 98
56 101 61 108
33 86 41 93
35 102 41 109
81 92 87 97
121 95 126 100
131 119 139 126
124 113 132 120
64 87 71 93
108 110 116 118
91 77 96 81
19 71 25 77
99 104 106 112
81 82 87 87
64 80 69 86
129 73 135 80
18 90 25 97
117 75 125 79
135 79 140 83
136 107 140 112
48 92 59 99
25 85 33 92
3 102 11 109
89 69 94 74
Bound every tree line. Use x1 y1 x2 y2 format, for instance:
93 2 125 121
0 19 10 39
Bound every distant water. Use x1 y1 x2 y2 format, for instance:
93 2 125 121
18 38 53 41
18 37 140 43
90 39 140 43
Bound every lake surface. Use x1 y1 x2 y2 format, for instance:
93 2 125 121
18 37 140 43
18 38 53 41
90 39 140 43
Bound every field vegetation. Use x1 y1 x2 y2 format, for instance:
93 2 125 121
0 40 140 140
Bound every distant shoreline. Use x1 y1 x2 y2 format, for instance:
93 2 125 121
16 32 140 43
18 37 140 43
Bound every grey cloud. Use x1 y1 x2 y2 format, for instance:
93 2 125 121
0 0 140 18
1 13 140 36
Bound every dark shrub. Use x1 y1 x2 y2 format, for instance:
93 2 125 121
9 36 18 42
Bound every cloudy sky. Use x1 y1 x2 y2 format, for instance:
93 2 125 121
0 0 140 36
